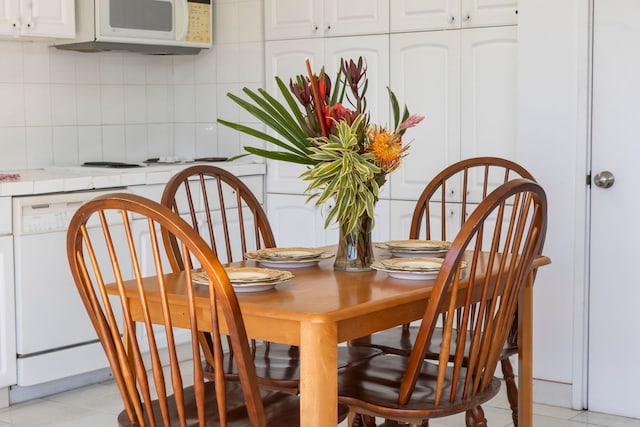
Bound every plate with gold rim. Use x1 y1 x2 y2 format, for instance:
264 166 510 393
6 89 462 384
380 257 444 272
245 250 334 268
255 247 326 260
191 268 294 293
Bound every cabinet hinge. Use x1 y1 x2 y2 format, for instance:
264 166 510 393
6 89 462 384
586 174 592 186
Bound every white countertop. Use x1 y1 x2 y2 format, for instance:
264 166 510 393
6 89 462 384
0 161 266 197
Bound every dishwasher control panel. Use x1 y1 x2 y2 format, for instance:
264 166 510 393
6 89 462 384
12 188 128 235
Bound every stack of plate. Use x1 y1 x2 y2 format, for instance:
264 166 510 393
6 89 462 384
376 239 451 258
245 247 334 268
371 257 445 281
192 267 293 293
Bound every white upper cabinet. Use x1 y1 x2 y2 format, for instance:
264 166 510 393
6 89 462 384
390 0 517 32
0 0 75 39
264 35 390 195
388 26 517 201
265 0 389 40
389 30 462 200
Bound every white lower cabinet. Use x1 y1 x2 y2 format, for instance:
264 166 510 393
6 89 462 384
0 235 16 389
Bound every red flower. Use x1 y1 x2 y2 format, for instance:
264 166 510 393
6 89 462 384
325 103 356 132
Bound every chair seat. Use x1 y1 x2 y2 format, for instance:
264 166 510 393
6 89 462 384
337 353 501 424
213 343 383 392
351 325 518 360
118 380 348 426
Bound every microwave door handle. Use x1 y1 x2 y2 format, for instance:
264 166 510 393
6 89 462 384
175 0 189 41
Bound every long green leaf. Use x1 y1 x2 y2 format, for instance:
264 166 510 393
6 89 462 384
275 77 311 136
217 119 309 157
244 147 315 165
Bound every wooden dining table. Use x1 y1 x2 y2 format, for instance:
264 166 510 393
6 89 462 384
110 251 550 427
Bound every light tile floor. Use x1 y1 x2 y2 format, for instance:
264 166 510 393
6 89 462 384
1 375 639 427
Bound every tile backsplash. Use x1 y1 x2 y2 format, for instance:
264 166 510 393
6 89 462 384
0 0 264 171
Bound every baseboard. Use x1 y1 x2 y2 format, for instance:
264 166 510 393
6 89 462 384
0 387 9 408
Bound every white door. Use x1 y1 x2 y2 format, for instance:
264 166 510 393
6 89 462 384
589 0 640 418
461 0 518 28
21 0 74 38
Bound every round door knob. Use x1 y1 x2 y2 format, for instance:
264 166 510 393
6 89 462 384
594 171 615 188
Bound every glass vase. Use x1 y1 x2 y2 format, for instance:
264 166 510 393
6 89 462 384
333 213 375 272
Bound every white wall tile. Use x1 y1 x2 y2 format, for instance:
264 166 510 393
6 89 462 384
0 127 27 169
238 42 264 82
216 123 241 158
25 127 53 168
76 85 102 126
238 1 263 43
102 125 126 161
125 124 148 162
195 123 218 157
216 82 241 123
23 43 50 83
195 83 216 123
147 85 173 123
173 56 196 84
124 85 147 124
24 84 52 126
195 48 217 84
75 54 101 84
216 44 239 83
78 126 103 162
49 50 76 84
0 83 25 127
0 41 24 83
174 84 196 123
214 2 239 45
100 53 124 84
123 55 147 84
52 126 79 165
50 84 77 126
147 123 173 157
146 56 172 84
100 85 125 125
173 123 196 159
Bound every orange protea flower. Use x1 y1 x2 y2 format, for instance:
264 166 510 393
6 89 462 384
367 126 407 172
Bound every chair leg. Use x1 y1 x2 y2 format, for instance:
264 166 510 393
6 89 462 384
501 357 519 427
465 405 488 427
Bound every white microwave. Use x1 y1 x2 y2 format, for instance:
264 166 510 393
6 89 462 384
54 0 212 55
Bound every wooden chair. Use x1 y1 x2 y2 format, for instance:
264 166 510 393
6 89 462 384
351 156 537 425
338 178 548 427
161 164 380 393
66 193 341 426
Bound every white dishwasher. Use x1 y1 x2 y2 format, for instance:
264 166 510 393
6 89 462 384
12 188 127 387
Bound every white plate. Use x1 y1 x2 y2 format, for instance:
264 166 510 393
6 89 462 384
224 267 287 283
376 241 450 258
245 250 334 268
381 258 444 272
371 261 440 281
192 269 294 292
384 239 450 251
255 247 325 260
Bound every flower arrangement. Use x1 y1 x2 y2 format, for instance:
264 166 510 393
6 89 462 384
218 57 423 270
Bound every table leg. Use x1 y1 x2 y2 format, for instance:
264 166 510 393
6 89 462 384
300 320 338 427
518 272 534 427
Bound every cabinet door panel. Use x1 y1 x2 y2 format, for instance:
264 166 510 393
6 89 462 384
324 35 390 133
22 0 74 38
0 236 16 388
460 26 518 201
324 0 388 36
389 31 461 200
0 0 19 36
390 0 460 32
461 0 518 28
264 39 323 194
267 194 338 247
265 0 322 40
